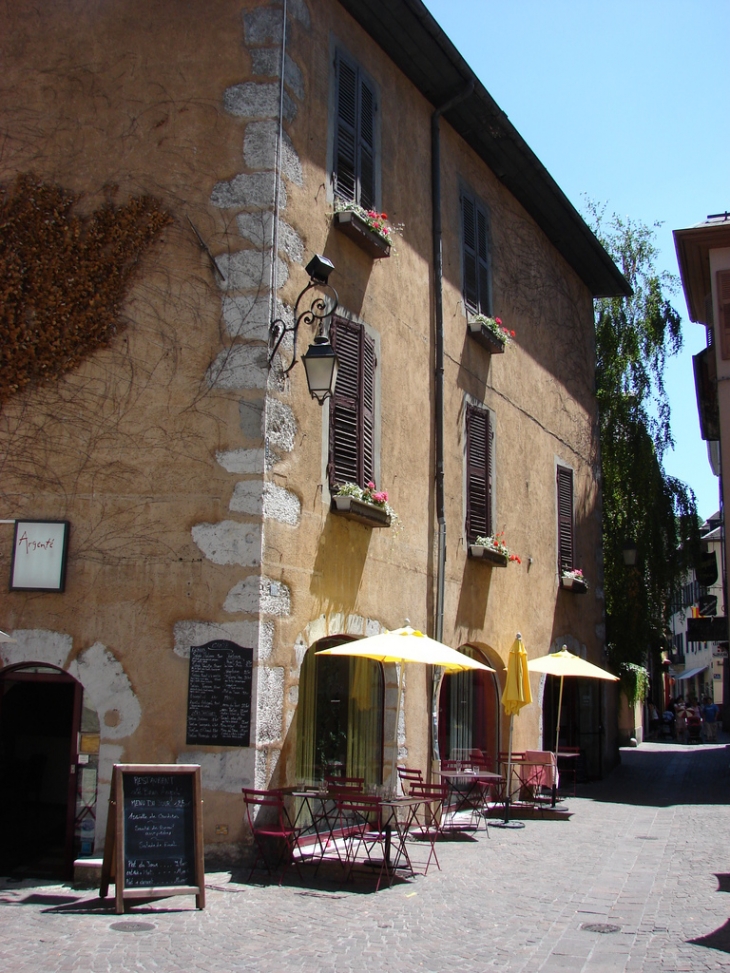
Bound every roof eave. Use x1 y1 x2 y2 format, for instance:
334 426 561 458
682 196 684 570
337 0 631 299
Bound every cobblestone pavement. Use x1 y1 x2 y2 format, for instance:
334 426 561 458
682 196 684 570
3 739 730 972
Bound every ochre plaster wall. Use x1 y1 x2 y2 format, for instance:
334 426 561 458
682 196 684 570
0 0 608 861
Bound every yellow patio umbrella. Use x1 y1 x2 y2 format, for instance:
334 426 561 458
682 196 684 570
528 645 618 803
500 633 532 822
317 623 494 791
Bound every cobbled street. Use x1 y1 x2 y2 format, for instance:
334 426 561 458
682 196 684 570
2 740 730 972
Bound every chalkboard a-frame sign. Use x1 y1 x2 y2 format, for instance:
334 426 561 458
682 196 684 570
100 764 205 914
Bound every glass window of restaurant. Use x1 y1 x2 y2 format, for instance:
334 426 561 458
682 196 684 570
438 645 500 768
296 638 384 786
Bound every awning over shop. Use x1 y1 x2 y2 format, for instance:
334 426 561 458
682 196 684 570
674 666 709 681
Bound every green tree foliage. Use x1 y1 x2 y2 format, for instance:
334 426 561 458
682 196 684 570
585 200 701 671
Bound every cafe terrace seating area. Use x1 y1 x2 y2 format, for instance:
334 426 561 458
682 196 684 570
241 749 568 890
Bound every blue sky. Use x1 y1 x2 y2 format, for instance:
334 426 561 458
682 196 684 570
422 0 730 520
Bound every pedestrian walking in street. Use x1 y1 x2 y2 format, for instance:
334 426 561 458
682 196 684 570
675 696 687 744
702 696 719 742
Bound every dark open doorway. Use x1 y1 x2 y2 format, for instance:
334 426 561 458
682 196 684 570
0 665 81 880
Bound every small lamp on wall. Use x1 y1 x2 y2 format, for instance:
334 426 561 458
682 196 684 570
268 254 339 404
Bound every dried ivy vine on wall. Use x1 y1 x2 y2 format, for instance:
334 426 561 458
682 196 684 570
0 174 172 408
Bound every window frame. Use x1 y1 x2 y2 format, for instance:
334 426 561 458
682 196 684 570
461 187 493 317
465 402 494 544
331 47 380 211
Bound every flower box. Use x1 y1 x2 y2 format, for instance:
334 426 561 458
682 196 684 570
560 576 587 594
468 544 509 567
334 210 391 259
467 320 506 355
331 495 392 528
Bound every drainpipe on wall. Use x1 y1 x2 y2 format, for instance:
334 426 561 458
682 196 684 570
430 82 474 765
270 0 288 323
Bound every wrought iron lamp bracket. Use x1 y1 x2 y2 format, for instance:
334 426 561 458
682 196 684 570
268 279 339 376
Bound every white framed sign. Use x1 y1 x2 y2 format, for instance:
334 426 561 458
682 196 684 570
10 520 70 592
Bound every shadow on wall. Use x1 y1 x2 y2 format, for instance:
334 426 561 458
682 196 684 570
309 513 371 618
454 555 494 634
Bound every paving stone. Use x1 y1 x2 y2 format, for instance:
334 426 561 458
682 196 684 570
2 738 730 971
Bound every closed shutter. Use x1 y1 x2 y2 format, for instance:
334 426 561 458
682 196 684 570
718 270 730 360
466 405 492 543
334 54 376 208
328 317 376 489
557 466 574 574
462 195 478 310
334 56 357 203
462 192 491 315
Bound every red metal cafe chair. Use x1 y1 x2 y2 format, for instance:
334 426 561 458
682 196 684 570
397 766 424 794
406 781 449 874
242 787 304 885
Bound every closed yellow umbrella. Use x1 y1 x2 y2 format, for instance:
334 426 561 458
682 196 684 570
500 634 532 822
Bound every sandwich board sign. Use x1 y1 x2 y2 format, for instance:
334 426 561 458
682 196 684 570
100 764 205 914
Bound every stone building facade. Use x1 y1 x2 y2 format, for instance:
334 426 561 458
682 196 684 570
0 0 626 876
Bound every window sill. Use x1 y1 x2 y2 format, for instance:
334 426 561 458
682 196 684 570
560 577 588 594
467 320 506 355
468 544 508 567
333 211 391 259
331 495 392 528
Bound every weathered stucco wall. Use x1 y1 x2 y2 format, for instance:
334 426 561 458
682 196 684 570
0 0 608 863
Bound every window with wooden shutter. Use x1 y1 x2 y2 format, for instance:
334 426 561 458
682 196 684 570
462 191 492 315
334 52 377 209
557 465 574 574
328 315 376 489
717 270 730 360
465 405 493 543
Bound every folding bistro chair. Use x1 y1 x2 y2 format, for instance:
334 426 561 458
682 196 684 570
242 787 303 885
334 794 391 888
397 766 424 794
407 781 449 873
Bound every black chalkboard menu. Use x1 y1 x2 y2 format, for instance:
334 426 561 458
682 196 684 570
186 640 253 747
100 765 205 914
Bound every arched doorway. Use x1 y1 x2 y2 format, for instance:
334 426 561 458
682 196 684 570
0 664 84 879
438 645 500 768
296 637 384 786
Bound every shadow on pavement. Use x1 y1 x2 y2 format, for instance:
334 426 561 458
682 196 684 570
690 917 730 954
576 742 730 808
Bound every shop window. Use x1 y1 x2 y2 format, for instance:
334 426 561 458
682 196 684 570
296 639 383 786
465 403 493 543
333 50 378 209
328 314 377 490
461 189 492 316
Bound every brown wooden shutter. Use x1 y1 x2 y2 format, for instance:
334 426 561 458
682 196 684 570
334 56 357 203
476 206 491 315
362 331 375 485
462 195 478 310
334 54 376 208
358 78 375 210
466 405 492 543
557 465 574 574
463 192 491 315
328 317 376 489
718 270 730 360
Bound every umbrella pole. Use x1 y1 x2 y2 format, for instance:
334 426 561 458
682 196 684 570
389 663 406 797
504 714 514 823
552 675 565 807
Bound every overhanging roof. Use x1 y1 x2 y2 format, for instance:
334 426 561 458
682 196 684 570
674 215 730 323
338 0 630 299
